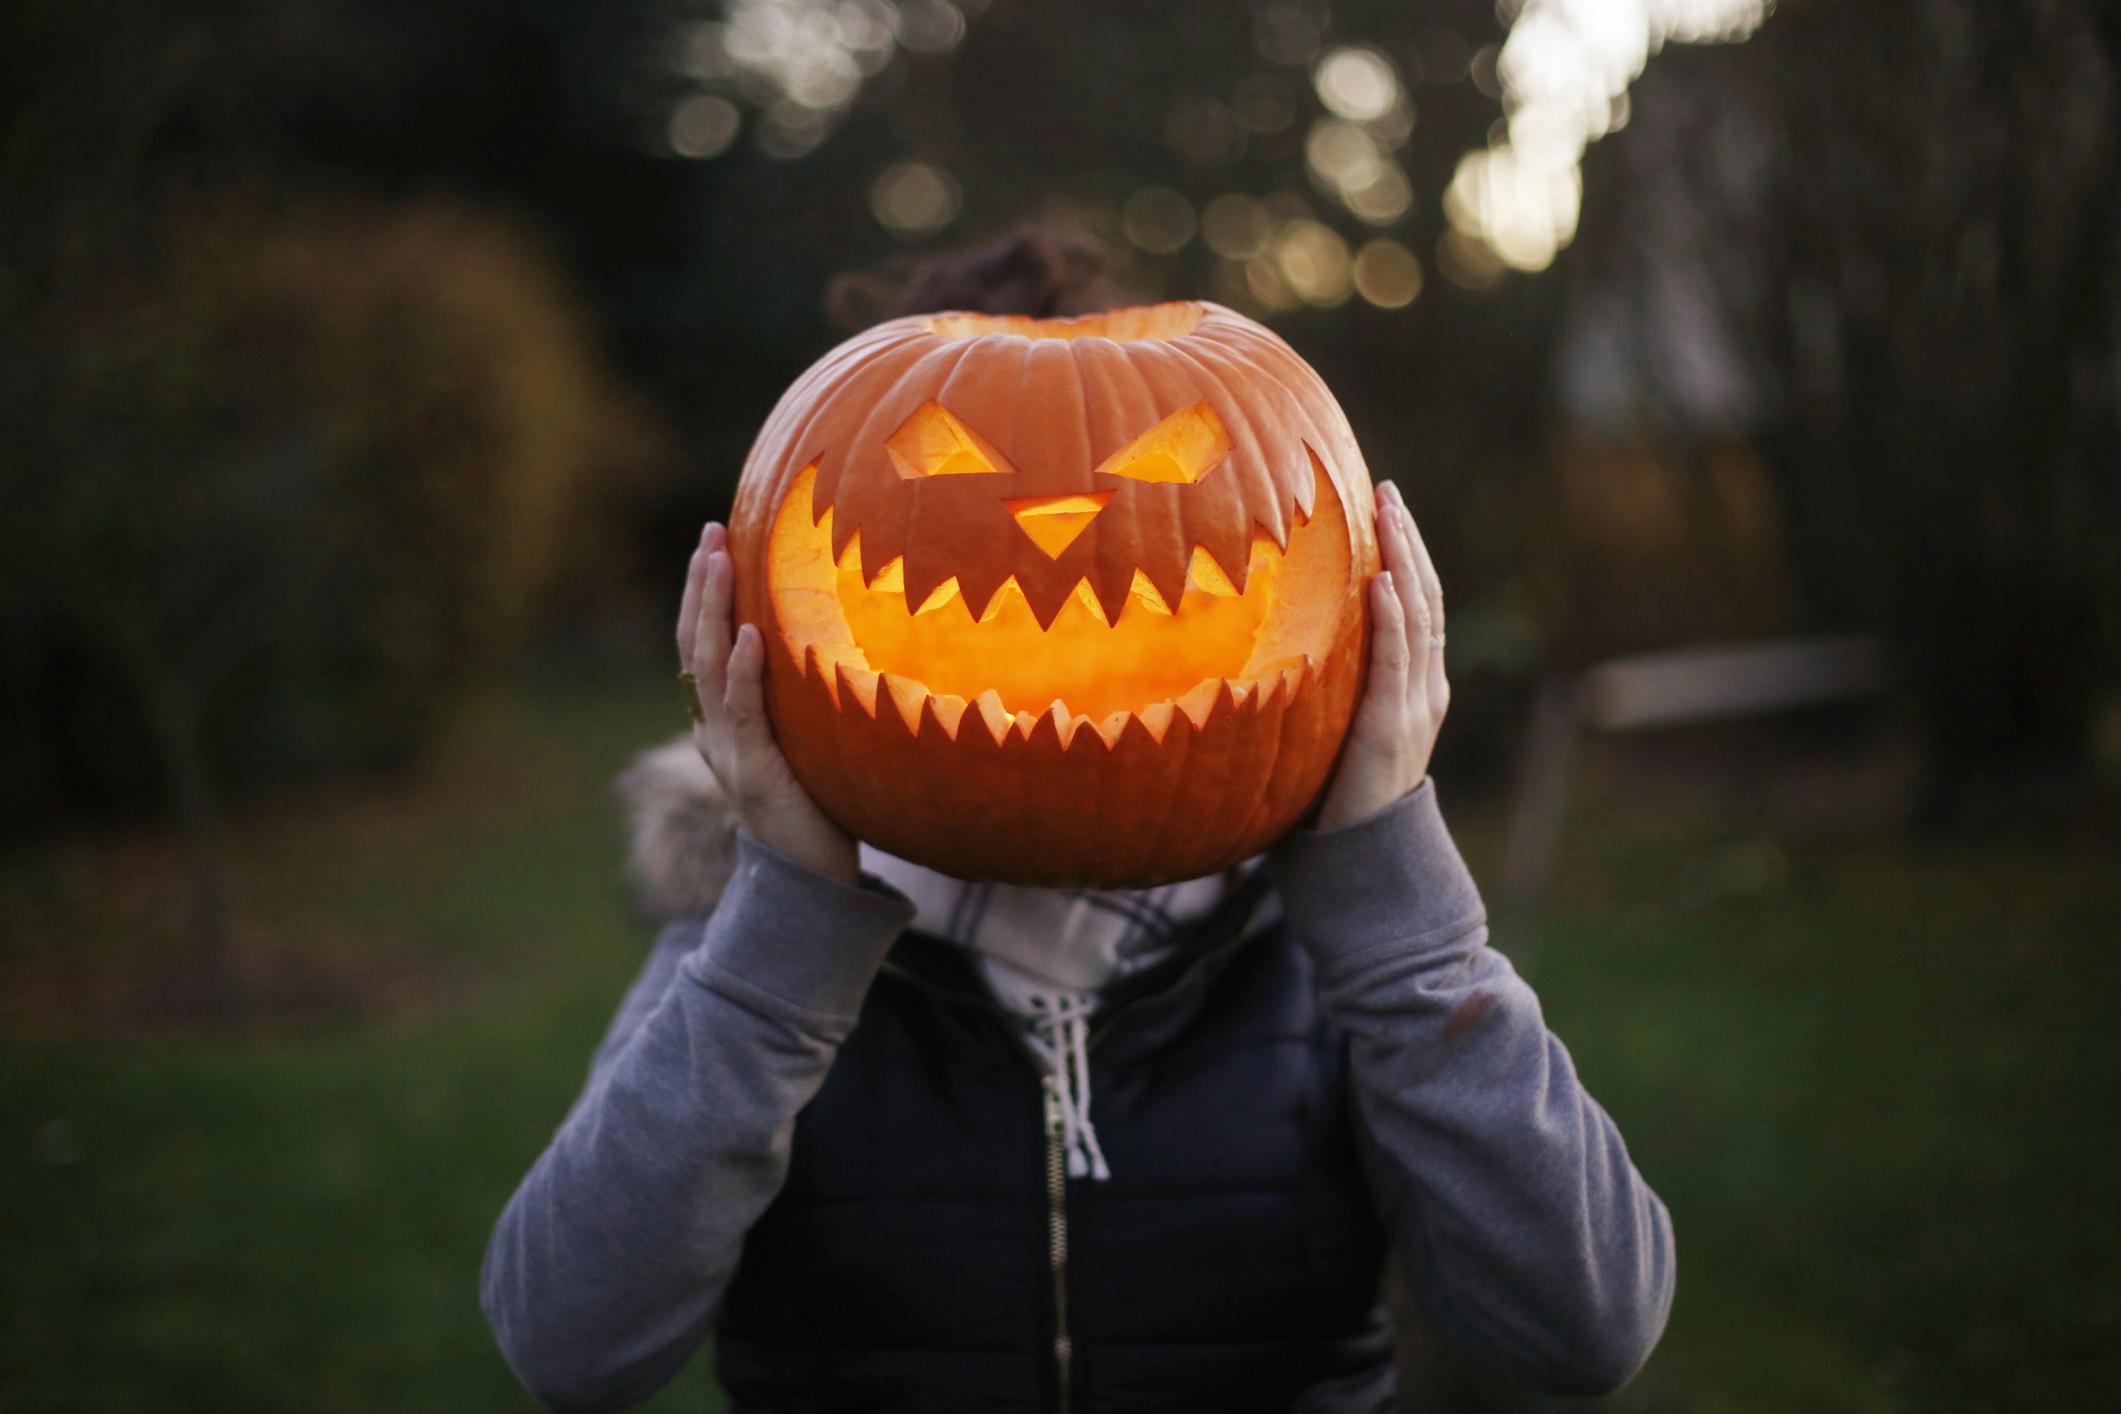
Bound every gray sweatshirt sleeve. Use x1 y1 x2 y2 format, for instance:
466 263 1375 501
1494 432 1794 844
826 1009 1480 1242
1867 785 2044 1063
1268 779 1676 1396
480 832 915 1413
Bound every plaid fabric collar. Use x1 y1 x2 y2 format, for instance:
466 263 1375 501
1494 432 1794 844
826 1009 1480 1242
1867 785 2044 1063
857 852 1247 993
857 849 1261 1181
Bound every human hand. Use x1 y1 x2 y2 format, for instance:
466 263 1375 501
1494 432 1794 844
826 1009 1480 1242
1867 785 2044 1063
1314 481 1450 831
678 522 859 884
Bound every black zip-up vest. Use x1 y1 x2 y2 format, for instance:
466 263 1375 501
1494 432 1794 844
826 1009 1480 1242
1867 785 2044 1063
714 899 1396 1413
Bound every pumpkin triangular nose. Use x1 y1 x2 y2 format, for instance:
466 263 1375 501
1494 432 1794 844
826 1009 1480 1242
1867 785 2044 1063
1006 492 1112 558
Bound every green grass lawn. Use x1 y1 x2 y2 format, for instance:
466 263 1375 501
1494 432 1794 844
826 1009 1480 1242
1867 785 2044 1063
3 675 2115 1411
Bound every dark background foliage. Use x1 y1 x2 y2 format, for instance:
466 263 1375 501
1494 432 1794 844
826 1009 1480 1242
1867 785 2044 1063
2 0 2117 1408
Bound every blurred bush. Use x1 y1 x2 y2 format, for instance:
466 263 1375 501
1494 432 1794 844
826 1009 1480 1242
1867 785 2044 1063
0 192 665 837
1573 2 2121 820
1543 439 1793 665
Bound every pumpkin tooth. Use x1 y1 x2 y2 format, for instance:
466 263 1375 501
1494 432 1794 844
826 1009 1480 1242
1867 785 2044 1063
1143 560 1193 616
1020 574 1077 632
835 531 863 574
964 575 1024 624
1186 545 1242 597
1070 579 1111 626
800 643 836 703
836 662 882 717
1134 700 1178 742
1091 566 1134 627
910 577 961 616
1248 531 1280 578
1175 677 1225 728
880 672 928 727
927 690 970 739
1041 700 1085 748
868 556 906 594
971 689 1013 745
1126 569 1173 617
1252 670 1288 709
1092 708 1134 748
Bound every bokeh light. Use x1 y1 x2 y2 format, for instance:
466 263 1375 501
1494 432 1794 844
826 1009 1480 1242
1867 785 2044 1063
1306 120 1384 192
1295 42 1416 232
757 99 831 158
1243 255 1300 312
1352 238 1424 307
1437 226 1507 291
1313 46 1400 122
1343 165 1414 225
895 0 966 55
1274 219 1353 306
869 161 962 237
667 0 980 164
1443 145 1582 271
1446 0 1772 273
668 94 741 158
1122 187 1197 254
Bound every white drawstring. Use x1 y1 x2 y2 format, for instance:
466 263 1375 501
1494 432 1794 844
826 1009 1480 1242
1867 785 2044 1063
1021 991 1111 1181
857 845 1266 1184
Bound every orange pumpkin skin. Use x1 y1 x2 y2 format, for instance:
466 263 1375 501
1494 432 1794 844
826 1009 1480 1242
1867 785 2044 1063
730 301 1379 887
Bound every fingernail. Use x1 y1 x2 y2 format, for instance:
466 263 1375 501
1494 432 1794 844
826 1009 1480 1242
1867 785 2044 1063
1384 481 1405 507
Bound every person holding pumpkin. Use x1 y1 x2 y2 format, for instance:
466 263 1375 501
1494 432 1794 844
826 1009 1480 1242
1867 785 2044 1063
482 235 1674 1413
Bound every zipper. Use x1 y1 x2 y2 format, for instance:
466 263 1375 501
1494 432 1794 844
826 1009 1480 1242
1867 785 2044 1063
1043 1076 1077 1407
1042 1071 1073 1413
876 917 1260 1413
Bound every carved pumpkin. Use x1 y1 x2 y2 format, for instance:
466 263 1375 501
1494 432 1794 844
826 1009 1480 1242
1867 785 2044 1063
730 301 1379 886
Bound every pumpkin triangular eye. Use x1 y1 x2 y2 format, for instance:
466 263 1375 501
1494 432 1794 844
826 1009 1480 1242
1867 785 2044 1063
886 401 1005 478
1098 403 1232 484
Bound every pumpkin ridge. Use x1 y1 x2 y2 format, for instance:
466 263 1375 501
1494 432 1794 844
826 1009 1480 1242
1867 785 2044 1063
800 333 946 524
1164 323 1317 549
1082 340 1164 623
825 337 988 579
734 300 1376 886
747 325 916 503
1209 318 1344 525
1148 333 1289 556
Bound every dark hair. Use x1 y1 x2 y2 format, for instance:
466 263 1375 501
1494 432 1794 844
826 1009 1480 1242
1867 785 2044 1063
826 227 1129 330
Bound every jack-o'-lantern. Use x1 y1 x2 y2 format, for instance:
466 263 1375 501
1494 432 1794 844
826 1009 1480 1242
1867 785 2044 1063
729 301 1379 886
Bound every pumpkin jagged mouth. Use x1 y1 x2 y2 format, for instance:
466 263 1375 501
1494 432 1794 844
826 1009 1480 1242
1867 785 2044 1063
763 460 1352 747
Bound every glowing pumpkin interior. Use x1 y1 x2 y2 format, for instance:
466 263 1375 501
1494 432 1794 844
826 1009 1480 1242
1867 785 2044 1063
763 329 1355 746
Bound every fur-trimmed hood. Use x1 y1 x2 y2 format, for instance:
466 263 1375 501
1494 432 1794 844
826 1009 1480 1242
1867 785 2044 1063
615 736 741 925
